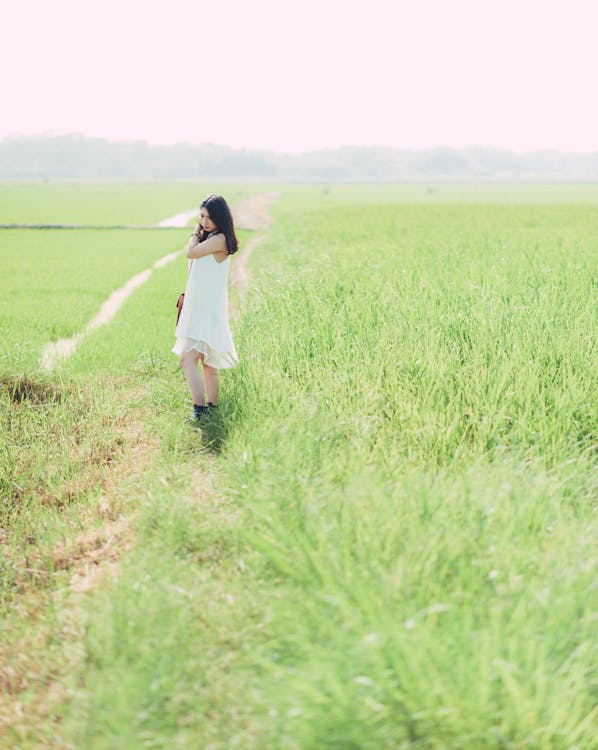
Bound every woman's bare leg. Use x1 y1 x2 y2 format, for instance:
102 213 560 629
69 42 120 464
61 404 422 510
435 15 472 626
202 362 220 405
180 350 205 405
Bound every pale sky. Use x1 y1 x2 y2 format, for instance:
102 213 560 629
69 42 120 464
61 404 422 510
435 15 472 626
2 0 597 153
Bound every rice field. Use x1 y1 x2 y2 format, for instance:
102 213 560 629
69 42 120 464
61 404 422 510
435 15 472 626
0 182 596 749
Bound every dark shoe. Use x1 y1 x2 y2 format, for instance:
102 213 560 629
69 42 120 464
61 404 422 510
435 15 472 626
192 404 209 422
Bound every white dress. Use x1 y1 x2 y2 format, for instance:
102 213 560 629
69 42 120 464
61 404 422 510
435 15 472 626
172 252 239 369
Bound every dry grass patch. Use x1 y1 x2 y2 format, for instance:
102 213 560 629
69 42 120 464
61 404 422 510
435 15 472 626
1 375 63 405
0 379 164 746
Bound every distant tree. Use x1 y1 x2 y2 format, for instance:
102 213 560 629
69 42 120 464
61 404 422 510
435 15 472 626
0 134 597 181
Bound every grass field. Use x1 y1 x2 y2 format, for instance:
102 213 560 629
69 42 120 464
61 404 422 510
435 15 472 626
0 182 256 224
1 183 597 749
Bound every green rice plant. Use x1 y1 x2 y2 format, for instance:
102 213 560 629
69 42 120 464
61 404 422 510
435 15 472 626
211 198 597 747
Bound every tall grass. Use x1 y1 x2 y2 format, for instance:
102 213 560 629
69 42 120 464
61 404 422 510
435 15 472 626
1 187 596 748
211 201 597 747
55 196 597 749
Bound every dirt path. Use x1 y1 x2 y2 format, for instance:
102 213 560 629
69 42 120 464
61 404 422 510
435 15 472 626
230 192 278 312
232 191 278 231
41 193 278 371
154 208 198 228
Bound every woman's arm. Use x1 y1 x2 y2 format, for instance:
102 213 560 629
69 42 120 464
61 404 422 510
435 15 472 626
185 230 227 259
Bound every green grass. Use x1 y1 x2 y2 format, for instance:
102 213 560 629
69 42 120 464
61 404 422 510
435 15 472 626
1 184 597 749
0 182 257 224
0 228 190 372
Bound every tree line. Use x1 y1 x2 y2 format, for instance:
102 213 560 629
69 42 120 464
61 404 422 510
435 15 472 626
1 134 597 181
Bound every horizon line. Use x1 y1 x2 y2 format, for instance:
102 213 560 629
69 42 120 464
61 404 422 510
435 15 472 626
1 132 598 157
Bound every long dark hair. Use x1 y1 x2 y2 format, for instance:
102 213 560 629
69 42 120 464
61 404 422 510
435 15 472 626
198 194 239 255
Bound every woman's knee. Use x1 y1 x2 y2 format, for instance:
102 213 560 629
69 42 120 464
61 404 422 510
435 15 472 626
180 350 199 368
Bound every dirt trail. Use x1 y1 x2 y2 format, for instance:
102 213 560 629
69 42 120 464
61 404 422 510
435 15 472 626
232 191 278 231
154 208 198 228
41 193 277 371
229 192 278 313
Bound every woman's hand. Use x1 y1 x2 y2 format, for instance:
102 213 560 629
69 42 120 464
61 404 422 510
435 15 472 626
185 223 202 253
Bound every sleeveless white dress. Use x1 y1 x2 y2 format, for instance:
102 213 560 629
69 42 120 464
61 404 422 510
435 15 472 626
172 252 239 369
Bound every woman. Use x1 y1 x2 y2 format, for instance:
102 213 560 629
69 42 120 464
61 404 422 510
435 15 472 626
173 194 239 422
